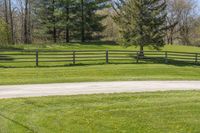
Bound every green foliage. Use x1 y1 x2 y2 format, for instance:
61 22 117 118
114 0 167 51
34 0 110 41
83 0 110 40
0 19 9 46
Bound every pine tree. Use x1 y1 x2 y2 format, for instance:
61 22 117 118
114 0 167 56
63 0 70 43
81 0 85 42
79 0 110 42
36 0 60 43
60 0 77 43
34 0 110 43
88 0 110 41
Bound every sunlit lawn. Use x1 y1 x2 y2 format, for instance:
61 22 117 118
0 91 200 133
2 42 200 52
0 43 200 85
0 64 200 85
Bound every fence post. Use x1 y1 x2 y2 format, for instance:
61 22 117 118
165 51 168 64
73 51 76 65
36 49 39 67
106 50 109 64
195 53 198 64
136 52 139 63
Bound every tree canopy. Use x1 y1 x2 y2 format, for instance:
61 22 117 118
113 0 168 55
35 0 110 43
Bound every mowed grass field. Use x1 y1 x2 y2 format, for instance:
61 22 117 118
1 43 200 68
1 64 200 85
1 44 200 133
1 91 200 133
0 43 200 85
2 42 200 52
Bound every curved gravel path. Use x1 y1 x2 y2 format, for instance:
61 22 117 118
0 81 200 99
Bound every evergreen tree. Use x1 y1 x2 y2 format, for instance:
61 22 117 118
82 0 110 41
114 0 167 56
60 0 78 42
71 0 110 42
35 0 60 43
34 0 110 43
81 0 85 42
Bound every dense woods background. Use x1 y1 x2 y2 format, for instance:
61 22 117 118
0 0 200 47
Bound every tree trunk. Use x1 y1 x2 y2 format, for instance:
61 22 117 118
24 0 28 44
65 27 69 43
81 0 85 42
65 2 69 43
139 45 144 58
4 0 10 43
4 0 8 25
27 0 32 44
53 25 57 43
21 14 24 43
170 36 173 45
53 0 57 43
169 27 174 45
8 0 14 44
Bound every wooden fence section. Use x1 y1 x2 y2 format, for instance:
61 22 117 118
0 50 199 67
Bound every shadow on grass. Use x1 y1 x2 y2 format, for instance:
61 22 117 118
137 56 200 67
60 41 118 46
0 62 106 68
0 113 34 132
0 55 14 61
80 41 118 45
0 46 24 51
0 57 199 68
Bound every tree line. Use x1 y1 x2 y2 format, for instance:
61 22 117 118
0 0 200 48
0 0 110 44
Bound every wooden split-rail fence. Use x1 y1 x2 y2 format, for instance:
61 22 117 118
0 50 199 67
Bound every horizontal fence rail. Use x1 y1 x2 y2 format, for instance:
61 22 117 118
0 50 199 67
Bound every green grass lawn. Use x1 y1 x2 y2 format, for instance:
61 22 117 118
0 43 200 85
1 43 200 132
0 42 200 68
0 91 200 133
2 42 200 52
0 64 200 85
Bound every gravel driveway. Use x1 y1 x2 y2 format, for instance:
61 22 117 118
0 81 200 99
